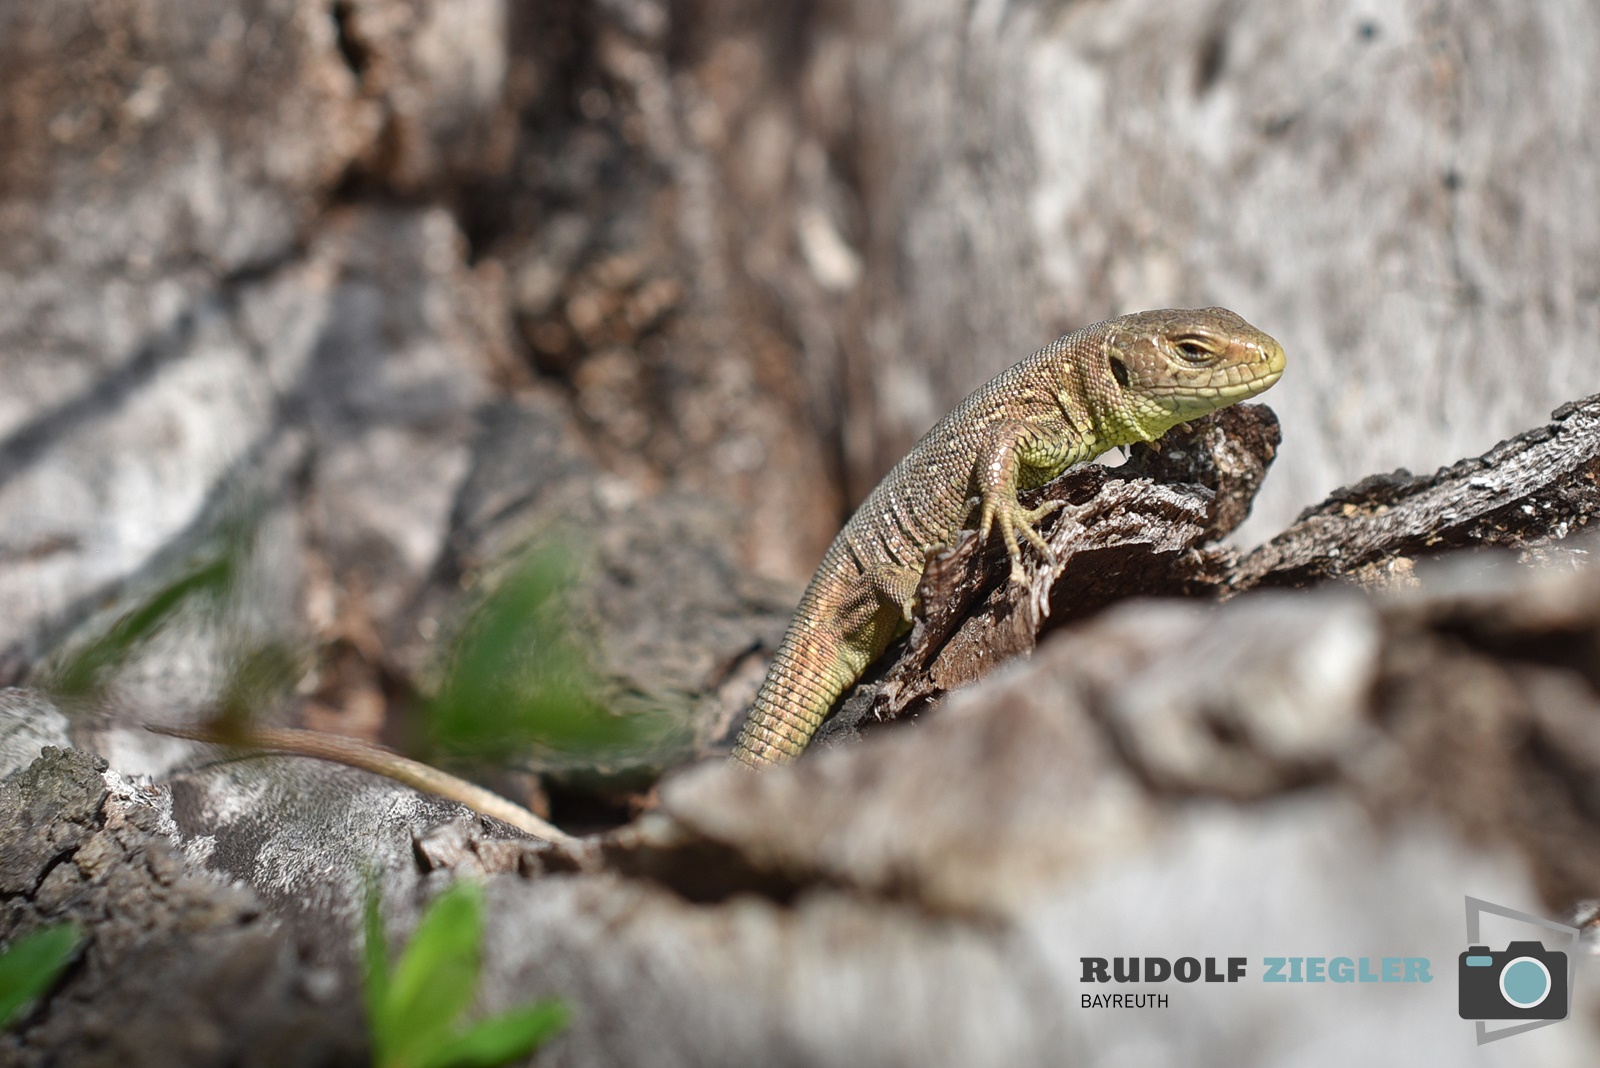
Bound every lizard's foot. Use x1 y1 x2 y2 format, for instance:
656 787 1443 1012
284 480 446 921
837 563 923 634
978 496 1065 584
862 563 922 623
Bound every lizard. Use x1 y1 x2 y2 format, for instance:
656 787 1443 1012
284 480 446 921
730 307 1286 768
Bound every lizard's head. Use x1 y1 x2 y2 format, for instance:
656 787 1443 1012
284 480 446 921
1099 307 1286 440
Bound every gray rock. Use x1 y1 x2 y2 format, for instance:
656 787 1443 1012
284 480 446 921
292 206 502 633
17 205 506 770
0 298 285 672
330 0 514 191
0 688 68 779
164 748 498 971
0 0 511 700
663 646 1159 916
1075 593 1383 796
0 747 365 1068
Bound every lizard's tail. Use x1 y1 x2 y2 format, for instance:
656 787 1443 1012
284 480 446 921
730 633 851 768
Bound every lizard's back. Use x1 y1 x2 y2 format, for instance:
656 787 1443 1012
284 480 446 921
817 331 1090 588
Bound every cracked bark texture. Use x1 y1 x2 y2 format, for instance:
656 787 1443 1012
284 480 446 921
0 747 366 1067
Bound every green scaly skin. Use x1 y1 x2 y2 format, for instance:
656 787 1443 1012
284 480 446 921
731 307 1287 768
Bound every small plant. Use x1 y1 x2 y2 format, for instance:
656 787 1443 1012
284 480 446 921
48 546 238 700
49 518 679 772
0 923 85 1030
427 538 644 760
364 882 566 1068
45 515 302 735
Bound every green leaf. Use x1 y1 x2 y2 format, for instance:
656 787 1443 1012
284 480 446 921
362 882 391 1060
0 923 85 1029
380 883 486 1066
427 540 634 760
49 552 234 698
419 1001 569 1068
362 881 568 1068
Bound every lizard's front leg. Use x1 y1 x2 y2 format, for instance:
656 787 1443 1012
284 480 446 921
973 419 1083 584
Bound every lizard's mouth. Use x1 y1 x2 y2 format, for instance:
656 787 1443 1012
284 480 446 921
1152 336 1286 413
1221 338 1286 398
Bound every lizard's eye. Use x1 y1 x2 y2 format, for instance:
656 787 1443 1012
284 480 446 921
1174 338 1215 363
1109 355 1130 388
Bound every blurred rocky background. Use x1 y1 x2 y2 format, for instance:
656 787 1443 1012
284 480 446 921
3 1 1600 1065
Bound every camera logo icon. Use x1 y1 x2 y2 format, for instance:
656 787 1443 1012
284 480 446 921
1460 897 1579 1045
1458 942 1567 1020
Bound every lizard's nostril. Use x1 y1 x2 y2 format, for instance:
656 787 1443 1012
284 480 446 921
1264 340 1286 373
